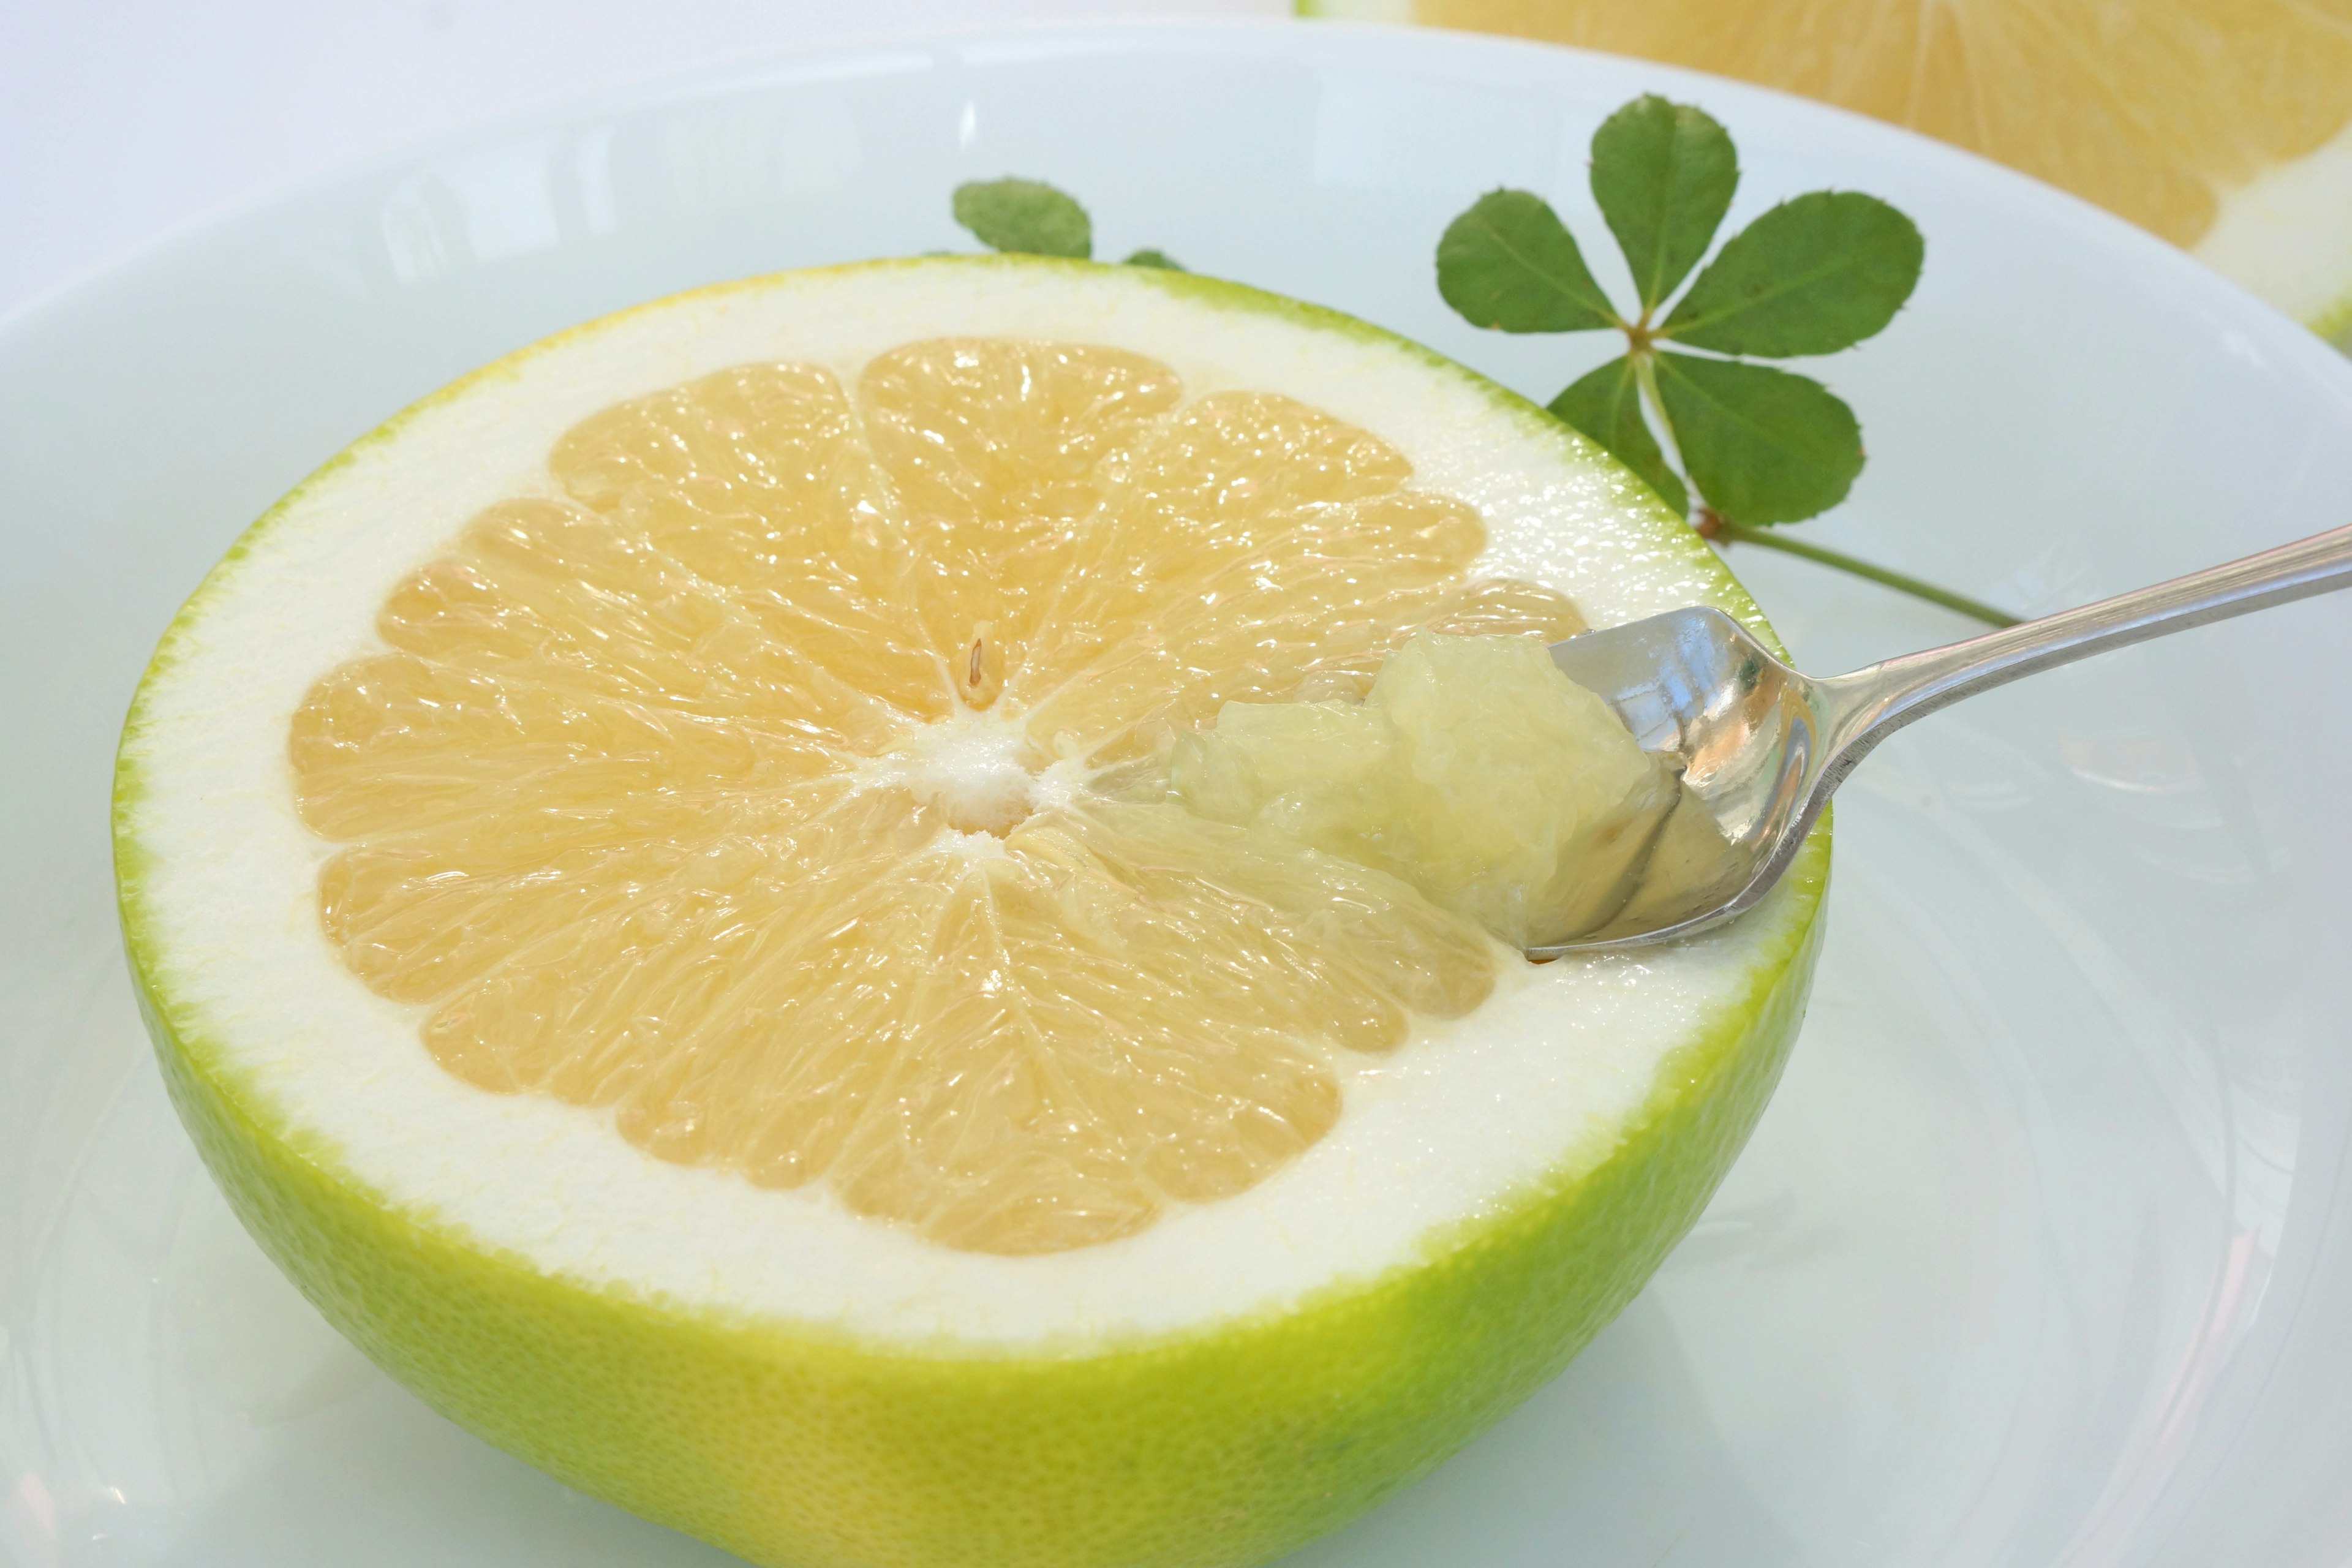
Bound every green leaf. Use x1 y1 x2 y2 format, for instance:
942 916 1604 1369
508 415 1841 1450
1589 95 1738 312
1660 191 1923 356
1123 247 1185 271
1548 356 1687 515
1436 190 1619 333
1652 350 1861 524
952 179 1091 258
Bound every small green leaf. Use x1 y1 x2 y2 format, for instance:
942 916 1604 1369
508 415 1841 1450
1548 356 1687 515
1436 190 1619 333
1123 247 1185 271
1653 351 1861 524
1589 96 1738 312
952 179 1091 258
1660 191 1923 356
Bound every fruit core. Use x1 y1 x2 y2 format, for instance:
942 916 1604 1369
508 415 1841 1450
898 707 1042 836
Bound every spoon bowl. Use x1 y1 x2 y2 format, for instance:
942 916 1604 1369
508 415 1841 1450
1537 606 1807 954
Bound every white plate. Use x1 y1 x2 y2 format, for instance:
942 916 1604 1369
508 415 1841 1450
6 20 2351 1567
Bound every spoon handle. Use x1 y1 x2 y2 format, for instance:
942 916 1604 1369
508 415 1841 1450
1811 521 2352 783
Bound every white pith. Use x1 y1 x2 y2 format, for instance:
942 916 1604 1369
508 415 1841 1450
122 261 1811 1349
2194 116 2352 331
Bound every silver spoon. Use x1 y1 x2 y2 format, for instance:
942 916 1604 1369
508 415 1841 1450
1529 522 2352 958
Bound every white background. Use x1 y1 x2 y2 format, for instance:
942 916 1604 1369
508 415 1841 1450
0 0 1284 318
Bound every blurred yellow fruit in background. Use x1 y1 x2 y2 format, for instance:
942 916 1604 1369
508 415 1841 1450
1306 0 2352 348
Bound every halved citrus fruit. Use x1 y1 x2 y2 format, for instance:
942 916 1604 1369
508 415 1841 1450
1310 0 2352 347
115 257 1827 1568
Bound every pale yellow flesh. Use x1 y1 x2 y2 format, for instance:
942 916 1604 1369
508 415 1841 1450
289 338 1597 1258
1173 631 1716 948
1423 0 2352 249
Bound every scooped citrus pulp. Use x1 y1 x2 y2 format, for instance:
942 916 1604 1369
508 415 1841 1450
115 257 1828 1568
1309 0 2352 349
1172 631 1742 948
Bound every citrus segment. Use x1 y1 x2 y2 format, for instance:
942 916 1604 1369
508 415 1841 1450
548 364 943 720
287 336 1572 1256
856 339 1183 666
1014 391 1576 752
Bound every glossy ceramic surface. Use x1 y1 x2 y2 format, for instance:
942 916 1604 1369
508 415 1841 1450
5 21 2351 1567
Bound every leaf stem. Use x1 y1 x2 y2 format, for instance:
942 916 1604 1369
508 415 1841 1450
1627 347 1684 470
1703 514 2019 628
